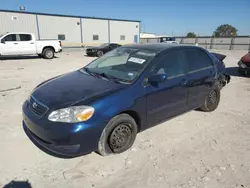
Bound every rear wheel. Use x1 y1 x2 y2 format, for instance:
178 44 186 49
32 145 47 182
97 51 104 57
97 114 138 156
200 86 220 112
42 48 54 59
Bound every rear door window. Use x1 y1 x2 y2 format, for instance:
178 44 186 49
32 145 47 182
4 34 17 41
19 34 32 41
185 49 213 72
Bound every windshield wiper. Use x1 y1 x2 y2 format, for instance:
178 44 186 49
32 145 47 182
83 67 100 78
97 72 130 84
82 68 130 84
97 73 120 83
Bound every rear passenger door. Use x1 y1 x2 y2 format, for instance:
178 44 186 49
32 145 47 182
17 34 36 55
185 48 215 109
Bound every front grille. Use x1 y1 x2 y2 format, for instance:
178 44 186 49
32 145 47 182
29 96 49 117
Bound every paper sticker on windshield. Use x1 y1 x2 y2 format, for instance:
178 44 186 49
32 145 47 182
128 57 145 64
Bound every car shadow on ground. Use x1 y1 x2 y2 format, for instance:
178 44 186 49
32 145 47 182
84 54 96 57
0 56 59 60
225 67 250 78
3 180 32 188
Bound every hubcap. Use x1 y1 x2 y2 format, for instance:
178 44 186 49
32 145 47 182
208 90 217 105
109 124 132 151
98 51 103 56
46 50 53 58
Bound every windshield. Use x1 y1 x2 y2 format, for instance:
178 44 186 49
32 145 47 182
82 47 156 83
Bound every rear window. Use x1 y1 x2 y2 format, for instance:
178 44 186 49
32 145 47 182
19 34 32 41
185 49 213 72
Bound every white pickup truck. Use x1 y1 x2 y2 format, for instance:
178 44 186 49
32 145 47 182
0 32 62 59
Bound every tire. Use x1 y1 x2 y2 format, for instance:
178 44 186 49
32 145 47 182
200 85 220 112
97 114 138 156
97 51 104 57
42 48 54 59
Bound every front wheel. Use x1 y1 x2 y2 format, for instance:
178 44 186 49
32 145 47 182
97 51 104 57
97 114 138 156
200 86 220 112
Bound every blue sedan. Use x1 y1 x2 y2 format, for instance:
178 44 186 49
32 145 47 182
22 44 230 158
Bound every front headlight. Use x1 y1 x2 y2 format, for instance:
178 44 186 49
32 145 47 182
48 106 94 123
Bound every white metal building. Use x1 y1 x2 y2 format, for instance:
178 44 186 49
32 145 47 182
0 10 140 47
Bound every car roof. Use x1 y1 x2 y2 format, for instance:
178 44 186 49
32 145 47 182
3 32 33 35
122 43 200 53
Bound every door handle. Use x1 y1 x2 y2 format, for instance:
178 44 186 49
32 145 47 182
30 42 34 44
14 43 18 45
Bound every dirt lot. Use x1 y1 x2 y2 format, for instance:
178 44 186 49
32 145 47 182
0 49 250 188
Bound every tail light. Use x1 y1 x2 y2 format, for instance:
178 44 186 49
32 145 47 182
59 41 62 47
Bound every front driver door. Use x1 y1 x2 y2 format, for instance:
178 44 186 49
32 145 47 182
1 34 19 55
146 49 188 127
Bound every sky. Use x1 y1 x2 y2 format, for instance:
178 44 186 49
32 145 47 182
1 0 250 36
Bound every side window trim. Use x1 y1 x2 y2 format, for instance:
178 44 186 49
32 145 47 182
187 66 213 74
16 34 21 41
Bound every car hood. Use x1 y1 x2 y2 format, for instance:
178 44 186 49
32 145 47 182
32 71 124 108
241 52 250 63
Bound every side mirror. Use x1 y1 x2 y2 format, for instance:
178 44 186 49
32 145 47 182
1 39 5 44
148 74 167 84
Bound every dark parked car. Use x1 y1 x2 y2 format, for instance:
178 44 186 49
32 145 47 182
86 43 121 57
238 51 250 75
22 44 230 158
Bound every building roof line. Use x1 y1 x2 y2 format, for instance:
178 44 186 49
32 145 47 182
0 9 141 23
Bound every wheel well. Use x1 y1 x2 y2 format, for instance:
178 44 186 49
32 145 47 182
119 110 141 132
42 46 55 53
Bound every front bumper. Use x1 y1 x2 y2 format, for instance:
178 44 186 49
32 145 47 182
86 50 97 56
22 101 106 157
23 121 81 158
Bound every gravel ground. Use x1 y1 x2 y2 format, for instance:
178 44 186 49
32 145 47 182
0 49 249 188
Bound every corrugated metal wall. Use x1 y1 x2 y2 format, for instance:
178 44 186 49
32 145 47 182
0 11 38 38
0 10 140 47
81 18 109 44
110 21 139 44
37 15 82 45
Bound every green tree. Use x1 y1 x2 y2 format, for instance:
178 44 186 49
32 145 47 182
186 32 197 38
213 24 238 37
